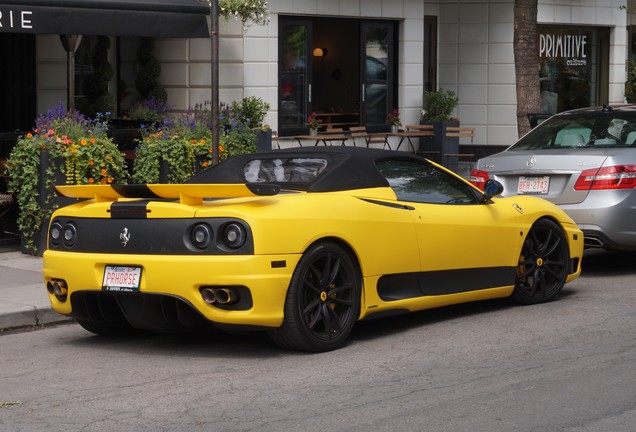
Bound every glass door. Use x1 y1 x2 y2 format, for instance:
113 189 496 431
360 21 395 130
279 18 313 136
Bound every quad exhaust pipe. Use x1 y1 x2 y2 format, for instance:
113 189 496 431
46 280 68 302
201 287 239 305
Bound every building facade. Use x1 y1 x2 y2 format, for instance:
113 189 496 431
1 0 634 150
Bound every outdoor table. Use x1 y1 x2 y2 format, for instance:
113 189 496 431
294 134 350 146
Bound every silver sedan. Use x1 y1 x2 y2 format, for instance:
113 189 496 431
471 105 636 251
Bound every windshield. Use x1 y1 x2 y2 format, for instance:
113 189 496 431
511 112 636 150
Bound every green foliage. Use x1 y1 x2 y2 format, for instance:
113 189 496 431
132 119 213 184
216 0 270 28
231 96 270 129
626 60 636 103
132 100 258 184
128 97 172 122
221 126 256 158
422 89 459 122
5 104 128 253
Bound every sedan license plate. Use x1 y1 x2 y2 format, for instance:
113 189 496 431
518 176 550 195
102 266 142 292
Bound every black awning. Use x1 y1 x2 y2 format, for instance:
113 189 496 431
0 0 210 37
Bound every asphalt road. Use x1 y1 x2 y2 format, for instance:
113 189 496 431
1 249 635 432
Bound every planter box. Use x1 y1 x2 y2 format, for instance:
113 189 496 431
419 120 460 171
20 152 79 256
255 129 273 152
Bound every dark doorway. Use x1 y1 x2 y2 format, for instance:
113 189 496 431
278 16 398 136
0 33 36 134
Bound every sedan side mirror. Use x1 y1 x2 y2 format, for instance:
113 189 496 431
481 179 504 203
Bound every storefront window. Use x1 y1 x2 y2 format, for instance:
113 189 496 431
538 26 609 114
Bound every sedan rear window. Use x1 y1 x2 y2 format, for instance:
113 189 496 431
512 113 636 150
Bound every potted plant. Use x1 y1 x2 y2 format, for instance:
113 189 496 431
306 112 322 136
420 88 460 163
132 102 257 184
231 96 271 152
388 108 401 133
6 103 129 255
132 113 216 184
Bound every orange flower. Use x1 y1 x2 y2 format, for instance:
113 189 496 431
101 169 107 176
71 148 77 153
90 137 96 144
80 139 88 146
26 133 33 139
88 178 95 184
219 145 224 152
202 161 208 167
101 179 107 184
107 177 113 184
88 160 94 166
200 139 206 144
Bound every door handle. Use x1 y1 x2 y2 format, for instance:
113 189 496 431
362 83 365 102
308 83 312 103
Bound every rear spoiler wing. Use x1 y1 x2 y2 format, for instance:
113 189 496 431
55 183 281 205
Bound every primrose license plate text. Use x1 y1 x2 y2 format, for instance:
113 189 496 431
102 266 142 292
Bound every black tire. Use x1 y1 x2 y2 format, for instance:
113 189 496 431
512 218 569 304
268 242 361 352
75 318 133 336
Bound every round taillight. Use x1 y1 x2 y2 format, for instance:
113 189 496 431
191 223 212 249
62 223 78 247
50 221 63 246
222 223 246 249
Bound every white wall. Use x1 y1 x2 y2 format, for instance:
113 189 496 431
33 0 629 148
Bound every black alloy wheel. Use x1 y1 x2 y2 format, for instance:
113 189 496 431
512 218 569 304
269 242 361 352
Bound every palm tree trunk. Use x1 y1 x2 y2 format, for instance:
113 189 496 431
514 0 540 138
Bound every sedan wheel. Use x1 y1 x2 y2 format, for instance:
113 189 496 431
269 242 361 352
512 218 569 304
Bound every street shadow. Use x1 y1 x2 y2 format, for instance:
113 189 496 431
350 297 514 344
581 249 636 277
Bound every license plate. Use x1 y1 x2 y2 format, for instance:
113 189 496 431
518 176 550 194
102 266 142 292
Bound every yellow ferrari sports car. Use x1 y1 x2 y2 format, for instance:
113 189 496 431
43 147 583 352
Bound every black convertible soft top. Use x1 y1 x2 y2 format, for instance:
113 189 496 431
186 147 426 192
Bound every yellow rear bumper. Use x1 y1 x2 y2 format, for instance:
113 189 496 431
43 251 301 328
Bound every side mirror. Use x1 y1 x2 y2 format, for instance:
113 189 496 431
481 179 504 203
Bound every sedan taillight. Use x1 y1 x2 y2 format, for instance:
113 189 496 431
470 169 490 190
574 165 636 190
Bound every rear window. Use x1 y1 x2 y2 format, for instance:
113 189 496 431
512 113 636 150
244 158 328 184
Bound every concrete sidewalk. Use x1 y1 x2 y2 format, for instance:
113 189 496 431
0 249 70 331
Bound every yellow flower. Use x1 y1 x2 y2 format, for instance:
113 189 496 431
26 133 33 139
80 139 88 146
